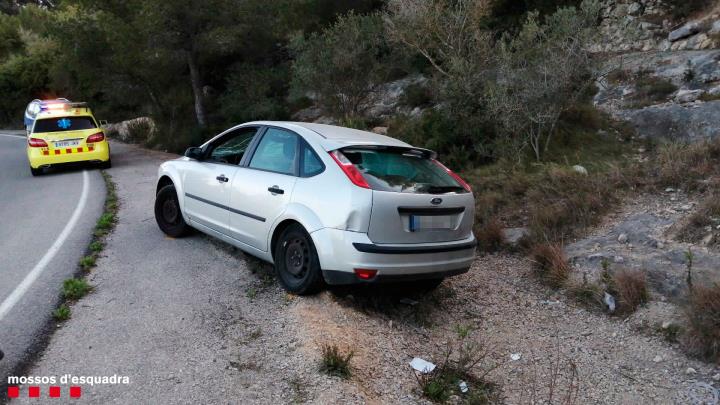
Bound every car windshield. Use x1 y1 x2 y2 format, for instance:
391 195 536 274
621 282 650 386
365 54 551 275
341 148 466 194
33 116 96 133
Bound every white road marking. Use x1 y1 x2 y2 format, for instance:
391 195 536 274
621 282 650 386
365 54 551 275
0 170 90 321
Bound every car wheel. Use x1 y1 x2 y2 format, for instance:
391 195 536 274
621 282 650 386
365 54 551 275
274 224 324 295
30 167 42 176
99 159 112 169
154 184 191 237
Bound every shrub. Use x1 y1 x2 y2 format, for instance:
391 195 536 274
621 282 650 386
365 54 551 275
290 12 391 118
531 243 571 287
399 82 433 108
52 304 71 321
653 139 720 190
62 278 91 300
475 219 507 252
319 344 354 378
663 0 715 20
568 280 603 309
612 269 649 315
628 74 677 108
677 193 720 244
684 283 720 362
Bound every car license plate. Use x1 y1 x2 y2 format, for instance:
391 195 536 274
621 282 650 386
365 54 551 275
409 215 454 231
54 140 80 148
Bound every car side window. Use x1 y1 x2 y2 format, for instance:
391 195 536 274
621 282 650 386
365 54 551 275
301 143 324 177
249 128 298 175
207 128 257 165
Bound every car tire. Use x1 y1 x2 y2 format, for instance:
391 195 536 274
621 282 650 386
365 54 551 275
30 167 42 176
99 159 112 170
154 184 192 238
274 224 324 295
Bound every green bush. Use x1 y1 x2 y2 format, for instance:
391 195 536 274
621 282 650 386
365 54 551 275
290 12 391 118
62 278 91 300
399 83 433 108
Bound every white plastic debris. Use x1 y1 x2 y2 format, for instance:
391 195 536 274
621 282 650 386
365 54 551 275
459 381 469 393
604 292 616 313
510 353 522 361
409 357 436 374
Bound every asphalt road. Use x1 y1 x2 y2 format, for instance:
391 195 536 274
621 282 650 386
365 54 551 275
0 131 105 391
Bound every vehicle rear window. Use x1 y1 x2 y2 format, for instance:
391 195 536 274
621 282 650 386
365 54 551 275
33 117 96 133
341 148 466 194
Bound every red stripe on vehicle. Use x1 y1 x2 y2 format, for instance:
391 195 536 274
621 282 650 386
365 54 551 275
77 147 83 153
28 386 40 398
69 386 81 398
54 150 60 155
65 148 72 154
43 150 49 156
49 386 61 398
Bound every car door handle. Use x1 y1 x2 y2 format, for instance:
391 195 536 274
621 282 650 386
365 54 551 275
268 186 284 195
216 175 229 183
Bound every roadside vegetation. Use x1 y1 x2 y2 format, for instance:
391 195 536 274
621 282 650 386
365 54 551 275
52 170 118 321
319 344 354 379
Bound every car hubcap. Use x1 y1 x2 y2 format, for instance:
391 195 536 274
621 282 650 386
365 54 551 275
162 198 179 224
285 238 308 278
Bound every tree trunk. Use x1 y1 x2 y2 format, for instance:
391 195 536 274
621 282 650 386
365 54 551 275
186 50 207 128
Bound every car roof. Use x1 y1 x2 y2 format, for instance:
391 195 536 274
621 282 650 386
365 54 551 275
244 121 414 151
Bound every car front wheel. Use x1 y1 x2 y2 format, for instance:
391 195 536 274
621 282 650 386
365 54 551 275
274 224 324 295
154 184 192 237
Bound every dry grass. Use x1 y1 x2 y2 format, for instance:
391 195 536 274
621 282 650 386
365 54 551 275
677 193 720 244
684 283 720 363
652 139 720 191
531 243 572 288
612 269 649 315
475 219 507 253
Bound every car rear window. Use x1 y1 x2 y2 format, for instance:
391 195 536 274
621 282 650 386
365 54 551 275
33 117 96 133
341 148 466 194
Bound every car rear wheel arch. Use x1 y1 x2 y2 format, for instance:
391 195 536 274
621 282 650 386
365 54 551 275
271 219 304 260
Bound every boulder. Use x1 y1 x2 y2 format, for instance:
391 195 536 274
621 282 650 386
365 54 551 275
622 101 720 142
709 20 720 35
669 23 700 42
627 2 643 16
674 89 705 103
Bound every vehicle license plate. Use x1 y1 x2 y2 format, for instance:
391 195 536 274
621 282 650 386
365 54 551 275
409 215 454 231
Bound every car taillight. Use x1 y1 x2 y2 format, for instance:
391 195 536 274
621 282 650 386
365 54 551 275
354 269 378 280
329 150 370 189
28 138 48 147
86 132 105 143
433 159 472 192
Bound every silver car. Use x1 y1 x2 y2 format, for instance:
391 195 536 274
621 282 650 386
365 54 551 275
155 122 476 294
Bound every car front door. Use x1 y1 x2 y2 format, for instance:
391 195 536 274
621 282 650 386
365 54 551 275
182 127 259 235
227 127 299 251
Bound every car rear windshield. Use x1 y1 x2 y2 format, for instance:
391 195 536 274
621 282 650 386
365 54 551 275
341 148 466 194
33 117 96 133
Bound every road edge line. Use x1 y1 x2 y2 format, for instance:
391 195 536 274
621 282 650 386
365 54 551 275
0 170 90 321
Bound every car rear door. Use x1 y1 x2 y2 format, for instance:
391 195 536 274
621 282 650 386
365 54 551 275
227 127 299 251
182 127 259 234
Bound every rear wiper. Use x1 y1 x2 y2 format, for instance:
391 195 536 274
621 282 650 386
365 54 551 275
427 186 465 194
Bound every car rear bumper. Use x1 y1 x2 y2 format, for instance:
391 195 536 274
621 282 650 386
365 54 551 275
310 228 476 285
27 142 110 168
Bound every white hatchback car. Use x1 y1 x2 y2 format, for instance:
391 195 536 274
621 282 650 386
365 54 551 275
155 122 477 294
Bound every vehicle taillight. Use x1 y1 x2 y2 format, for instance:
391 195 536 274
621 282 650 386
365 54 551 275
28 138 48 147
354 268 378 280
329 150 370 189
432 159 472 192
86 132 105 143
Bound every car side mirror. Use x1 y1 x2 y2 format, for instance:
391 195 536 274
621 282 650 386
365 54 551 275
184 147 204 161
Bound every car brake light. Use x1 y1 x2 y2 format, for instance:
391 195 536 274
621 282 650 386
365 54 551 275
28 138 48 147
329 150 370 189
433 159 472 192
354 269 378 280
86 132 105 143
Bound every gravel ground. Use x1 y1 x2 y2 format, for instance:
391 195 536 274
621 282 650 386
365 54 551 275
14 142 720 404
